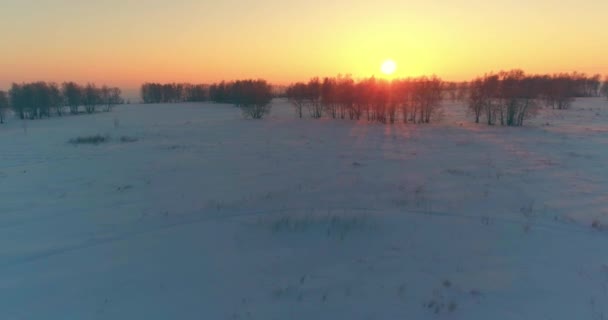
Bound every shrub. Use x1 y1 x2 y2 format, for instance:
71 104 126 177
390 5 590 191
120 136 138 143
69 134 109 145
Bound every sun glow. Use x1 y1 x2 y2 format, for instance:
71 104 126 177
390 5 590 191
381 60 397 76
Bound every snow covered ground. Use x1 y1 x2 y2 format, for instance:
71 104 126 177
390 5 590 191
1 98 607 319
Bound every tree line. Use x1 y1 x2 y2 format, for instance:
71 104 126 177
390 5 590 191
141 83 207 103
3 71 606 125
0 82 122 123
138 71 608 124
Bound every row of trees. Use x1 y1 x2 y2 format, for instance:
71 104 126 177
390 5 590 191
285 71 608 126
0 82 122 122
3 71 606 125
286 76 444 123
141 83 207 103
535 72 604 109
468 70 608 126
468 70 539 126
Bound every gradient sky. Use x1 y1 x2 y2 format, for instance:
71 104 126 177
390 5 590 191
1 0 607 90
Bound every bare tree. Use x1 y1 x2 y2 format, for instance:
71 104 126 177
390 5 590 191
456 82 469 102
109 87 123 111
321 77 338 119
421 76 444 123
99 85 122 112
468 77 484 123
544 74 575 110
286 82 308 118
48 83 63 116
497 70 540 127
480 74 499 125
306 78 323 119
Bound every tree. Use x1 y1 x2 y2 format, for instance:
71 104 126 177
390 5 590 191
587 74 602 97
26 82 53 119
0 91 8 123
101 86 111 111
83 83 101 113
601 76 608 100
9 83 31 119
543 74 575 110
286 82 308 118
48 83 63 116
307 78 323 119
100 86 122 112
468 77 484 123
62 82 82 114
419 76 444 123
496 70 539 127
336 77 356 120
321 77 338 119
109 87 123 111
227 79 273 119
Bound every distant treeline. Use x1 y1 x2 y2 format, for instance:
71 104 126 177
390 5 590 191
286 71 608 126
140 80 274 118
140 80 275 105
0 82 122 123
2 71 605 125
141 83 207 103
209 80 273 118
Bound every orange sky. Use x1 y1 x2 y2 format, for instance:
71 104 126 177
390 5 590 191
1 0 607 90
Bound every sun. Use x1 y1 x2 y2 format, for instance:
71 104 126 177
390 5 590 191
381 59 397 75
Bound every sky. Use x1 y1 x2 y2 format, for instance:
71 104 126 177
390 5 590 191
1 0 607 90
